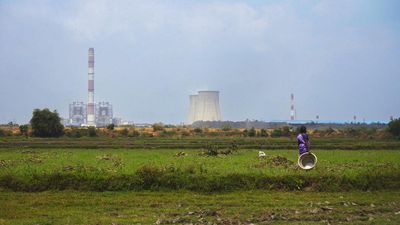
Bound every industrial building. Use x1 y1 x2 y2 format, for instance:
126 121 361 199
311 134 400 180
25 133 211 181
67 48 115 127
187 91 222 124
96 102 113 127
69 101 86 126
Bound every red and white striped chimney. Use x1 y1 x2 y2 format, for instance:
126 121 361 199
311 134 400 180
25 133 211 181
87 48 95 126
290 93 295 120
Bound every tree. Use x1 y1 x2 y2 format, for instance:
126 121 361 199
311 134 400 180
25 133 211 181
30 108 64 137
388 118 400 137
19 125 29 137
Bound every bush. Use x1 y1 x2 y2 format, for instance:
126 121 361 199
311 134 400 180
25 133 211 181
221 125 232 131
106 124 115 131
88 127 97 137
71 129 83 138
248 127 256 137
388 118 400 137
30 108 64 137
260 128 268 137
152 123 164 132
19 125 29 137
193 128 203 134
271 127 291 137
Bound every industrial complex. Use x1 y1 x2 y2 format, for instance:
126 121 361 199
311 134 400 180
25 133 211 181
65 49 302 127
67 48 114 127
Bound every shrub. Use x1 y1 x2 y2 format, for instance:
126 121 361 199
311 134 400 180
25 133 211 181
248 127 256 137
66 129 84 138
152 123 164 132
271 126 291 137
388 118 400 137
260 128 268 137
88 127 97 137
19 125 29 137
193 128 203 134
30 108 64 137
221 125 232 131
106 124 115 131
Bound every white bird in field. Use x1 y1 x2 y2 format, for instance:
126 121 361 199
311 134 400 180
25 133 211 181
258 151 266 158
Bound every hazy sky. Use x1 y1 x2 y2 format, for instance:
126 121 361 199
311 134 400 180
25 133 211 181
1 0 399 124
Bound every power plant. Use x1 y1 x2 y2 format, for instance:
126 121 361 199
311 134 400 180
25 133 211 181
67 48 115 127
187 91 222 124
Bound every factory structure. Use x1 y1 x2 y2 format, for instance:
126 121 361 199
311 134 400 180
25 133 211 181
68 48 115 127
187 91 222 124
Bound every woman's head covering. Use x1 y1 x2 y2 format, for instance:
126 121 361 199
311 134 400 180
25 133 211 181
299 126 307 133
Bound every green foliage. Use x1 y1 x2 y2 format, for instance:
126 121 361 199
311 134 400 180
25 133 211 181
221 125 232 131
0 148 399 192
193 128 203 133
19 125 29 137
204 143 219 156
271 126 291 137
260 128 268 137
248 127 256 137
88 127 97 137
152 123 164 132
242 129 248 137
30 108 64 137
106 124 115 131
388 118 400 137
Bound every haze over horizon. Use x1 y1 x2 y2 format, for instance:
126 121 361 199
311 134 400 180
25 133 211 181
1 0 399 124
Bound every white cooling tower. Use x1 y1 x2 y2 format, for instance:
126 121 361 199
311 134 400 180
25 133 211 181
187 91 222 124
187 95 198 124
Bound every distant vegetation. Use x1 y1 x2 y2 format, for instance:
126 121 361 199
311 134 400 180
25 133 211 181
388 118 400 138
29 108 64 137
0 123 397 140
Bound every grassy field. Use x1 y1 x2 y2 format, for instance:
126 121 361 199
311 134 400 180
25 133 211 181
1 148 399 192
1 190 400 224
0 137 399 224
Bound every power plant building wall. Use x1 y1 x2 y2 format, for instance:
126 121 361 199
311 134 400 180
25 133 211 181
96 102 113 127
187 91 222 124
69 101 87 126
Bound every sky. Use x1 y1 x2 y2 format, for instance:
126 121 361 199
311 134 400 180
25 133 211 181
0 0 399 124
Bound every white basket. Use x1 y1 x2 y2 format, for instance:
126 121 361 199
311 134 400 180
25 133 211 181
298 152 317 170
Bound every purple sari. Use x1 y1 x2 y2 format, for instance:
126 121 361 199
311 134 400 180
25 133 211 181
297 133 309 155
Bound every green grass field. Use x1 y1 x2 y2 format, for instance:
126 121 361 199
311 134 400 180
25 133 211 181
1 190 400 224
0 137 399 224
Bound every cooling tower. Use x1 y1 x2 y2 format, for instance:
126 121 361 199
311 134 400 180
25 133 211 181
87 48 96 126
187 91 222 124
187 95 198 124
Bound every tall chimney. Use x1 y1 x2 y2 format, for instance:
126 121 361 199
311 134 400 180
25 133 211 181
87 48 95 126
290 93 295 120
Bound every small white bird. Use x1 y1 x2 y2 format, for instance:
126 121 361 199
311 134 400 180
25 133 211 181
258 151 266 158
